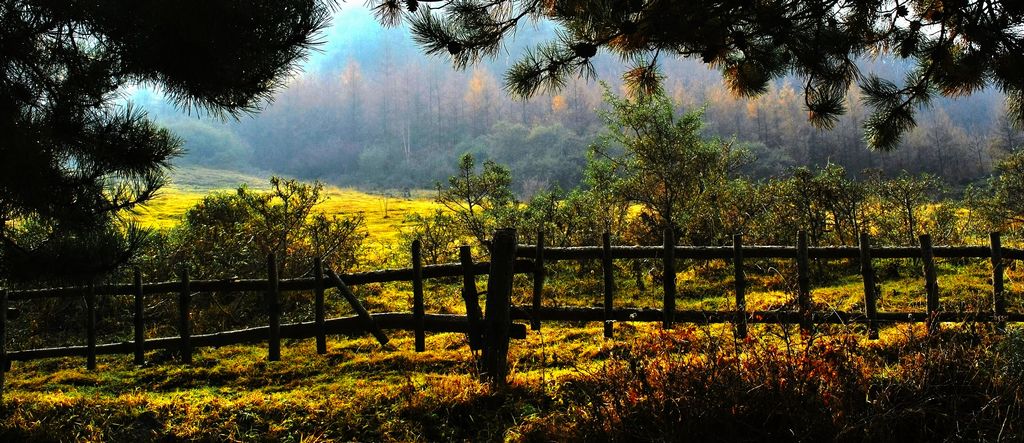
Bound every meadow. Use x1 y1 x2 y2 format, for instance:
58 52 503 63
135 166 440 244
5 167 1024 441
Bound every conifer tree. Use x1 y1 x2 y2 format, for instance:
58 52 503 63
0 0 335 282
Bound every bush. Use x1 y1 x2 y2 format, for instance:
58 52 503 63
160 177 366 332
556 325 1024 441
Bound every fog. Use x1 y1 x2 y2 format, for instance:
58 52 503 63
133 6 1019 193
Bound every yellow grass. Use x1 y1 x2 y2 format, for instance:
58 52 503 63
318 188 440 244
133 166 441 244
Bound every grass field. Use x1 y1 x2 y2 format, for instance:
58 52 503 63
7 167 1024 440
4 322 1023 441
134 166 440 244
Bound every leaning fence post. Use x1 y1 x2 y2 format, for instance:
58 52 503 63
920 234 940 335
483 229 516 386
859 232 879 339
991 232 1006 332
133 267 145 364
86 282 96 370
412 239 425 352
266 253 281 361
663 228 676 328
313 257 327 354
733 234 747 339
531 231 544 331
796 230 812 335
325 269 389 345
178 268 192 364
460 246 484 350
602 232 614 338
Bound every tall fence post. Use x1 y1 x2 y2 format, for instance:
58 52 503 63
920 234 940 335
733 234 747 339
991 232 1006 332
859 232 879 339
133 267 145 365
1 289 7 401
178 268 192 364
663 228 676 328
86 282 96 370
483 229 516 386
602 232 614 338
412 239 425 352
797 230 812 335
313 257 327 354
266 253 281 361
460 246 484 350
531 231 544 331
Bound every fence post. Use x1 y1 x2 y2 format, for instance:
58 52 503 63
663 228 676 328
267 253 281 361
0 289 7 401
991 232 1006 332
796 230 812 335
919 234 940 335
178 268 192 364
531 231 544 331
133 267 145 364
859 233 879 339
602 232 614 338
733 234 747 339
313 257 327 354
86 282 96 370
460 246 484 350
412 239 425 352
483 229 516 386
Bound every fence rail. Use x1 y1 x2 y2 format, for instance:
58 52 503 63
1 229 1021 391
6 312 529 362
514 244 1020 260
6 261 540 301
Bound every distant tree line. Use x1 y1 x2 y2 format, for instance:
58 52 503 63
149 21 1020 195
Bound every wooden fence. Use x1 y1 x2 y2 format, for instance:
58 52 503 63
0 246 534 367
518 230 1021 341
0 229 1021 391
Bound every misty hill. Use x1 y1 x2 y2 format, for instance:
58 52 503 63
139 6 1022 195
